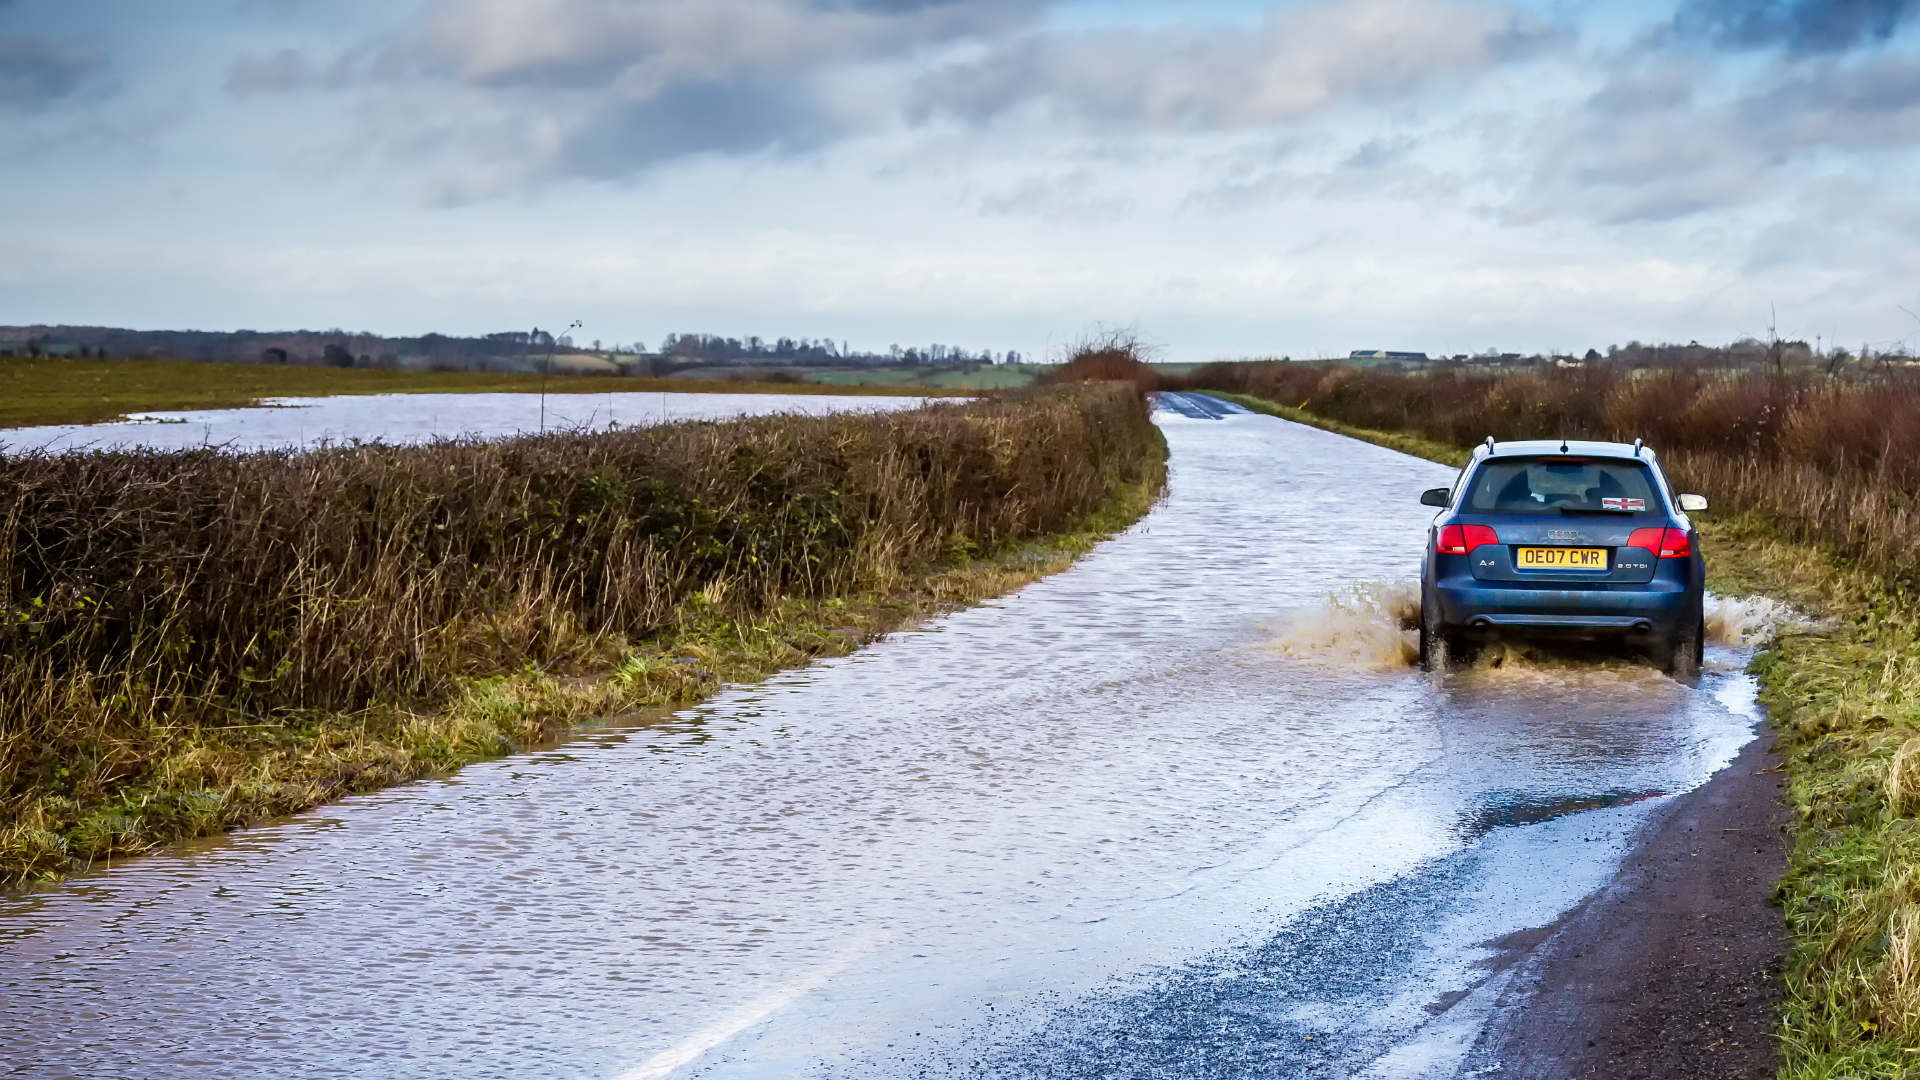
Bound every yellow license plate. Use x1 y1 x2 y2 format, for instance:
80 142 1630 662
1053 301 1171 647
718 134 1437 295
1516 546 1608 569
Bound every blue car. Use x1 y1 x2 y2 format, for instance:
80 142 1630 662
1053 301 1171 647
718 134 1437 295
1418 438 1708 674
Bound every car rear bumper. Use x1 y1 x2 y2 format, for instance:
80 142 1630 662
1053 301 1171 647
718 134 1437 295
1427 578 1695 638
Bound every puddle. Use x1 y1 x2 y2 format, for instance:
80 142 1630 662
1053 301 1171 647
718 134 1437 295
1454 788 1669 838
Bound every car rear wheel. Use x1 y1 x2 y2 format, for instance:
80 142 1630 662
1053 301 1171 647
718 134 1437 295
1419 601 1467 671
1658 616 1705 678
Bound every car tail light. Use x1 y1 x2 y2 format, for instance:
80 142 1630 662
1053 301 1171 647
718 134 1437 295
1628 527 1691 559
1437 523 1498 555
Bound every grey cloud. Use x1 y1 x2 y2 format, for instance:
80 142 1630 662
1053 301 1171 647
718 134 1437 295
1507 91 1779 225
1183 137 1460 216
1739 54 1920 147
352 0 1559 196
403 0 1038 90
356 0 1046 191
913 0 1563 132
552 77 841 178
1672 0 1914 55
1341 136 1417 171
978 170 1135 225
1179 170 1304 215
1583 64 1692 114
235 0 315 15
1741 178 1920 299
829 0 1040 10
225 49 312 95
0 35 102 110
1508 50 1920 227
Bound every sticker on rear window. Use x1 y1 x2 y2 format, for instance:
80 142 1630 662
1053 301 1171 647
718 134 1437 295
1603 497 1646 511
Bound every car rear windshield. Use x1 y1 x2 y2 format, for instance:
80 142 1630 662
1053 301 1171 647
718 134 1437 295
1463 457 1663 516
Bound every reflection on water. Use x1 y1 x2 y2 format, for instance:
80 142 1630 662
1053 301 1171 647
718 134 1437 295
0 391 932 453
0 407 1768 1080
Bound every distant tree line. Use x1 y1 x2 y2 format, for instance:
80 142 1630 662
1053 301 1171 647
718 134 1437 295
657 333 1020 367
0 326 557 372
1363 336 1910 375
0 325 1026 373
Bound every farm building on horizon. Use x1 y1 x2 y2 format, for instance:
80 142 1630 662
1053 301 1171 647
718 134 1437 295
1348 350 1430 362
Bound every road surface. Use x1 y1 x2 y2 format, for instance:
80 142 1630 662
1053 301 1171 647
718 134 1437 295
0 395 1767 1079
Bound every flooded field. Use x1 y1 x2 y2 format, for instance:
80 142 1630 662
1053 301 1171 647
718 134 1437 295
0 397 1772 1078
0 392 931 453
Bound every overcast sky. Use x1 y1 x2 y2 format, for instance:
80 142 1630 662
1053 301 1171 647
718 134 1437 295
4 0 1918 361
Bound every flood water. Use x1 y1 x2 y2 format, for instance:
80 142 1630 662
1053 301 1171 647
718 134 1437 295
0 396 1770 1079
0 391 930 454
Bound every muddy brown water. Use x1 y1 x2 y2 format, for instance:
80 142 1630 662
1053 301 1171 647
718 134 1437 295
0 395 1772 1079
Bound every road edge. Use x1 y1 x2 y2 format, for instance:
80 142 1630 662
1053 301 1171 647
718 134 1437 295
1469 720 1788 1078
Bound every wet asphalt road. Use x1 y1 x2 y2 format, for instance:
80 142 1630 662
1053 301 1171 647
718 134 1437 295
0 394 1764 1079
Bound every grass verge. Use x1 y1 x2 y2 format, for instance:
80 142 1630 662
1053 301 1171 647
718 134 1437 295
1205 390 1470 468
1212 388 1920 1076
0 357 961 430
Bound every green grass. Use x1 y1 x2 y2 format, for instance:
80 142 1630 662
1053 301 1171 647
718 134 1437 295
0 357 957 430
1210 386 1920 1077
808 364 1048 390
1761 584 1920 1077
919 366 1043 389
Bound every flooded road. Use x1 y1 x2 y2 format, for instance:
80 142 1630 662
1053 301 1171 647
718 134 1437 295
0 397 1768 1079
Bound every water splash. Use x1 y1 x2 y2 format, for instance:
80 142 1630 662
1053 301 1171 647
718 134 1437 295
1705 594 1804 647
1263 582 1421 669
1267 585 1805 678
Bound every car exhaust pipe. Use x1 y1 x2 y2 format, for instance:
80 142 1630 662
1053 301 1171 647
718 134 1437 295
1632 620 1652 634
1470 617 1491 629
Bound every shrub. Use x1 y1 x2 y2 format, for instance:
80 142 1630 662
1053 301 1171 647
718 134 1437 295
1042 330 1161 392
